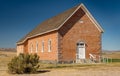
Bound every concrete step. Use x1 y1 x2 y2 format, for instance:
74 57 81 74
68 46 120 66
76 59 96 64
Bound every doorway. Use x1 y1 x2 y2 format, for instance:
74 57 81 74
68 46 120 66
76 42 85 59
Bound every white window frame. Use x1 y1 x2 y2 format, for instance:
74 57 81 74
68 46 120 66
48 39 51 52
30 44 33 53
41 40 44 52
36 41 38 53
21 46 24 53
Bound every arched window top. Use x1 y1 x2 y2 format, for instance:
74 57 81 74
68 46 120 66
77 41 85 47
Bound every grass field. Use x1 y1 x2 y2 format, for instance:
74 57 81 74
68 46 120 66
0 51 16 76
102 51 120 63
0 50 120 76
102 51 120 59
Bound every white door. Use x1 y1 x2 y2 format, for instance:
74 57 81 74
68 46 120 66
78 47 85 59
77 42 85 59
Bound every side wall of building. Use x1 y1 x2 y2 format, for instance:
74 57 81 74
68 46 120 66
58 8 102 62
17 31 58 61
25 31 58 61
17 44 24 55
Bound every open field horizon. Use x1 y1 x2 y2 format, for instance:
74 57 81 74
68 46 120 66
0 50 120 76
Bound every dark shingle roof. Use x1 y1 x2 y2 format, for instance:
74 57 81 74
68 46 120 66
17 3 104 44
17 5 79 43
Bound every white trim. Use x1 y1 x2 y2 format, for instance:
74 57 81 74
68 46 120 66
17 29 57 45
41 40 44 52
81 4 104 32
57 3 104 32
36 41 38 53
86 13 102 31
17 3 104 45
77 42 86 59
30 44 33 53
48 39 51 52
57 4 82 29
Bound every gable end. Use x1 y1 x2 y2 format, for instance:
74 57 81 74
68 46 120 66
17 3 104 45
57 3 104 33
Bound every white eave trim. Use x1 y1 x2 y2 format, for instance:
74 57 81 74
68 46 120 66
81 4 104 33
57 3 104 32
17 3 104 45
17 28 58 45
56 4 83 29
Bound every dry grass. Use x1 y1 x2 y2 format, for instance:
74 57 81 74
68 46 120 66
102 51 120 59
0 51 16 76
0 51 120 76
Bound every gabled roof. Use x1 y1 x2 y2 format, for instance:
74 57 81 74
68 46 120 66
17 3 104 44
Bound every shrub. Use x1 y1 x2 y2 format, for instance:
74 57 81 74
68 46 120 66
8 53 40 74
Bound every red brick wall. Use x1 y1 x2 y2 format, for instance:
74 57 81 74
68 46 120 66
17 44 24 55
24 41 28 53
17 31 58 61
27 31 58 61
17 8 102 63
58 8 102 62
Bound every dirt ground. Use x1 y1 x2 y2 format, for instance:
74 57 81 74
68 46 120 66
1 66 120 76
0 51 120 76
34 67 120 76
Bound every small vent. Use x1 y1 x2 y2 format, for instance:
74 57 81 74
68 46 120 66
79 20 83 23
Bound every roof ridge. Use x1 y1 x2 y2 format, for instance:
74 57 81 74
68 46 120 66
17 4 79 44
17 3 104 44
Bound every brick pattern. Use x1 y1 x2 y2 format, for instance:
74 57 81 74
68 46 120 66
17 7 102 62
17 31 58 61
17 45 24 55
58 8 101 62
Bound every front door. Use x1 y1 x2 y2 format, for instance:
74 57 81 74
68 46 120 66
77 42 85 59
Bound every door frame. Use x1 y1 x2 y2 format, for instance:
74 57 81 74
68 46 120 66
76 41 86 59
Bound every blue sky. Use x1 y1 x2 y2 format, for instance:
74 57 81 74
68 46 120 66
0 0 120 50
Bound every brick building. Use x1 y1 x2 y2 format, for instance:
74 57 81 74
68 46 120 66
17 4 104 63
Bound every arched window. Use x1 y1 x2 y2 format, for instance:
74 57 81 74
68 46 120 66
48 39 51 52
41 40 44 52
36 41 38 53
30 44 33 53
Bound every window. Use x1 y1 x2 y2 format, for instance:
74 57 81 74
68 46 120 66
36 41 38 53
41 41 44 52
21 46 23 53
48 39 51 52
30 44 33 53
